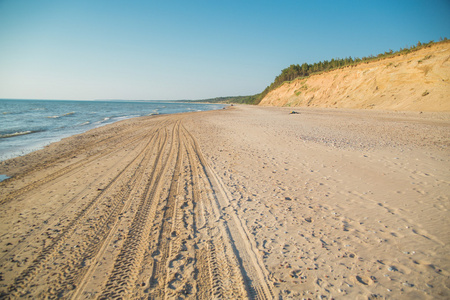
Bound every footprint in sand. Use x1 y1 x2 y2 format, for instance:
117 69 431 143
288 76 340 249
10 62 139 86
354 275 377 285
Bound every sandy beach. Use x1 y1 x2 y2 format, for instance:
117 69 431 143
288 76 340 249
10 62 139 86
0 105 449 299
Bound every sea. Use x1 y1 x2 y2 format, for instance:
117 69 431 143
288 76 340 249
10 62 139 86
0 99 224 162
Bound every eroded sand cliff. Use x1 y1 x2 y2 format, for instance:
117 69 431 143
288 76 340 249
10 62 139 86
260 43 450 111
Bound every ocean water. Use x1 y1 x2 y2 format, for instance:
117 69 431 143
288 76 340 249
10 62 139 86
0 99 224 161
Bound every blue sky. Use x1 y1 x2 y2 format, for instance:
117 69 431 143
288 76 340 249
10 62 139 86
0 0 449 100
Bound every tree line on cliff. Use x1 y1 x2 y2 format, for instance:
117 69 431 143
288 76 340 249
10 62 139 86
197 39 448 105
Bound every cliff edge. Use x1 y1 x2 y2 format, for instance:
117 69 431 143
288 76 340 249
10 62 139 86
259 43 450 111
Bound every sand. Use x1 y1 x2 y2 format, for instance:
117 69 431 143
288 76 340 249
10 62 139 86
0 105 449 299
260 42 450 112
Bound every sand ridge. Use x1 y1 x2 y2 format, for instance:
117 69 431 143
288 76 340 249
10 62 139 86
259 42 450 111
1 106 449 299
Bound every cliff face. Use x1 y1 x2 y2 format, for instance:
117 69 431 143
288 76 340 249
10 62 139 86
259 43 450 111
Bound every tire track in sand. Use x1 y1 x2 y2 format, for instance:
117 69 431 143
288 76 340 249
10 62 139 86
99 120 180 299
131 122 271 299
146 120 185 299
182 128 249 299
183 124 274 300
1 116 273 299
5 128 163 298
131 123 200 299
0 130 147 206
0 128 150 265
53 129 167 298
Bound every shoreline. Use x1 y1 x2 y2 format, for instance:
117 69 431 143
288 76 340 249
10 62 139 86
1 106 449 298
0 99 226 162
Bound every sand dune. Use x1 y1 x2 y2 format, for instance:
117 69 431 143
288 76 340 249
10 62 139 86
1 106 449 299
260 42 450 111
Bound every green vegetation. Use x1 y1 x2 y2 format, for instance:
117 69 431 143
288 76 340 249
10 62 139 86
418 54 433 63
194 95 261 105
197 39 448 105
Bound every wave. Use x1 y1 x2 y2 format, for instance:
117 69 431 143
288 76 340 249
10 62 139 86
94 117 111 124
0 131 37 139
147 109 159 116
114 115 138 121
79 121 90 126
47 111 75 119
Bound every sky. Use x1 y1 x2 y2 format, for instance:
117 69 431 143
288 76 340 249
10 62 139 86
0 0 449 100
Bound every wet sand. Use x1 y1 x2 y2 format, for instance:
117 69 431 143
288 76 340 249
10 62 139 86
1 105 449 299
